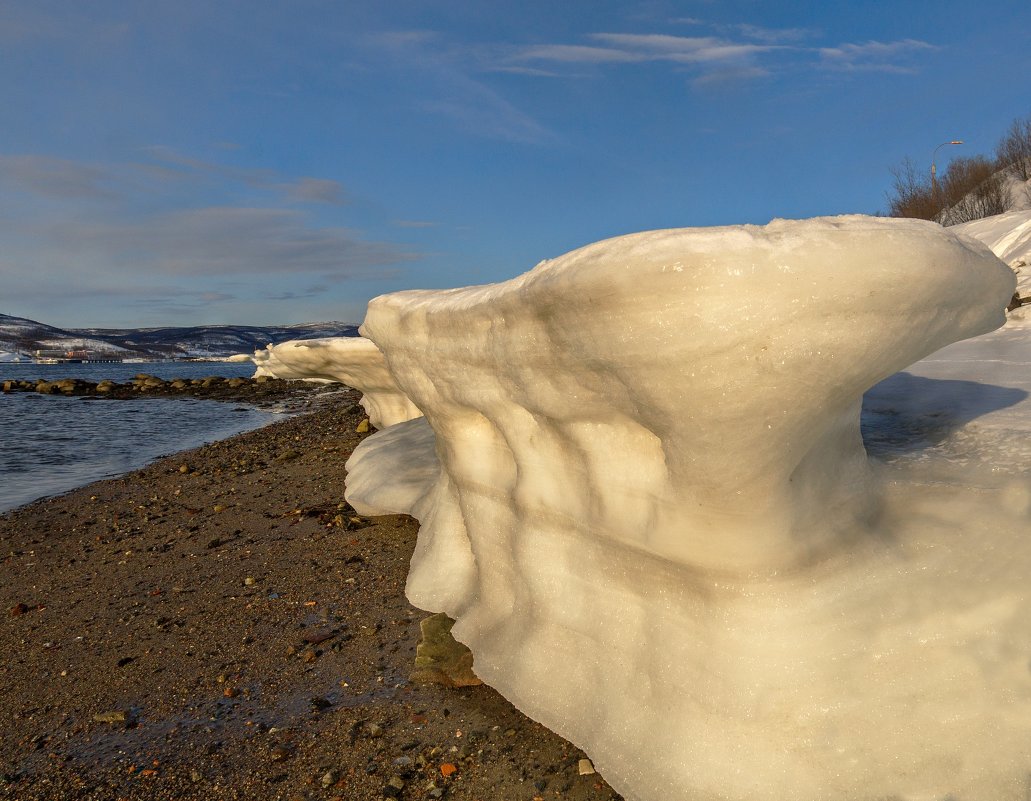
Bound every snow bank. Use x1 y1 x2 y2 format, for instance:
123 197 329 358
346 215 1031 801
251 336 421 428
956 209 1031 317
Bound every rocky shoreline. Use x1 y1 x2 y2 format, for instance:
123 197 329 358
0 391 621 801
2 374 339 406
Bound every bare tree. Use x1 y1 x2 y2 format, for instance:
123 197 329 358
886 157 938 220
887 154 1007 225
939 156 1008 225
996 115 1031 182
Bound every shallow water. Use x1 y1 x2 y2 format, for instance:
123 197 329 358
0 362 278 513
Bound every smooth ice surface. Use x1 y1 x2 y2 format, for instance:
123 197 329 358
251 336 421 428
344 416 438 517
346 216 1029 801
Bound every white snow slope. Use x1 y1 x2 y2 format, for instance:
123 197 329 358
273 213 1031 801
955 208 1031 301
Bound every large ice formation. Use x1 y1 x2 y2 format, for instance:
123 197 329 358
347 216 1027 801
252 336 421 428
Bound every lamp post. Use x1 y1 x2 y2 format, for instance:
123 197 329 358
931 140 964 217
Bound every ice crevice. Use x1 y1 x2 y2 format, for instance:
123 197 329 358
286 216 1031 801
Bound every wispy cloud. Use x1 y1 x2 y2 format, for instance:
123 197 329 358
143 146 349 205
589 33 778 63
34 206 412 276
283 177 348 205
0 149 418 322
364 30 554 144
392 220 438 228
734 24 814 44
510 34 779 67
0 155 118 199
0 5 128 45
692 66 771 87
513 43 647 64
819 39 937 72
499 28 934 83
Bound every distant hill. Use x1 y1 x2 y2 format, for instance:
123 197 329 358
0 313 359 362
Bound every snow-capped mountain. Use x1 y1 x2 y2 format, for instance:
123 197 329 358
0 313 358 361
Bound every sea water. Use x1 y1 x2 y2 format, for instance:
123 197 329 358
0 362 279 513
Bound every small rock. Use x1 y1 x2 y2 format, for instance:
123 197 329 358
244 576 256 586
213 504 226 513
189 769 202 782
269 744 294 762
382 776 405 798
178 465 189 474
410 613 482 688
303 627 336 644
321 769 339 788
94 710 133 725
367 722 384 738
578 758 596 776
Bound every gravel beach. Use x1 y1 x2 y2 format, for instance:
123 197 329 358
0 389 622 801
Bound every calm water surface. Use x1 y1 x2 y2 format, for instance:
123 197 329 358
1 362 281 513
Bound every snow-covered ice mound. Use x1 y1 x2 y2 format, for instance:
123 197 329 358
251 336 421 428
343 215 1031 801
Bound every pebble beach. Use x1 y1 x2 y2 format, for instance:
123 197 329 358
0 388 622 801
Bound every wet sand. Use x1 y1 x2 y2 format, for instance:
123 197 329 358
0 390 622 801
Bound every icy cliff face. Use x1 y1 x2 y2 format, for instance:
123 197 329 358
251 336 421 428
345 216 1031 801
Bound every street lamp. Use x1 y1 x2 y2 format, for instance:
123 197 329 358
931 139 964 198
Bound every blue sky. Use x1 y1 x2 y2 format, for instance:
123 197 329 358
2 1 1030 327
